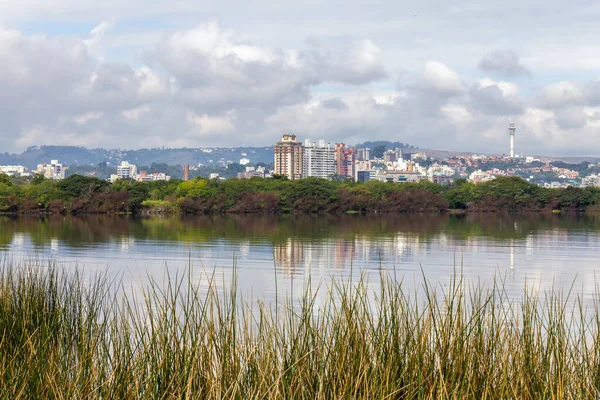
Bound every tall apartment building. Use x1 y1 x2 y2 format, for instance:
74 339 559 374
115 161 138 180
303 139 335 179
383 149 397 163
356 148 371 161
334 143 355 180
274 134 304 180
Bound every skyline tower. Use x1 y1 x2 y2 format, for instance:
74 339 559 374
509 122 516 158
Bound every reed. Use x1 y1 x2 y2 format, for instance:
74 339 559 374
1 262 599 399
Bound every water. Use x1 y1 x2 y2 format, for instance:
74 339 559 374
2 213 600 302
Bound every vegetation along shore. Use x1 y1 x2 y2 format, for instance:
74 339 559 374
2 173 600 214
2 263 600 398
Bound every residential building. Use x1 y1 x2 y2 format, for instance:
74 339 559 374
356 148 371 161
116 161 138 180
427 164 455 182
334 143 355 180
383 150 397 163
0 165 28 177
303 139 335 179
581 174 600 187
274 134 304 180
372 170 427 183
238 166 266 179
36 160 65 180
469 170 496 183
136 172 171 182
394 148 403 161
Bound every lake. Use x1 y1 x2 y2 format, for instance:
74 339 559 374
2 213 600 302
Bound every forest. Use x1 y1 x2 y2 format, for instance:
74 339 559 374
1 173 599 214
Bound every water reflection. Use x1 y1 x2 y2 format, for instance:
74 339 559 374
1 213 600 302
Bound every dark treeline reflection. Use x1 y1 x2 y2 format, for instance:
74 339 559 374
1 213 600 249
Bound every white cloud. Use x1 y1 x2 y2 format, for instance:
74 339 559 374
478 78 520 97
74 111 104 124
122 105 150 120
421 61 464 95
188 111 237 135
1 18 600 156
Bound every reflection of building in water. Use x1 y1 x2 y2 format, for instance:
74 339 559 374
119 237 135 252
510 239 515 270
274 232 433 274
274 238 305 274
239 241 250 256
12 233 25 246
334 240 355 269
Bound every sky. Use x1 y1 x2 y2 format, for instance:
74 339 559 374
1 0 600 155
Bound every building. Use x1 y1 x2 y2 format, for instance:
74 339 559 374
36 160 65 180
394 148 403 161
372 170 427 183
303 139 335 179
238 166 267 179
0 165 28 177
469 170 496 183
274 134 304 180
356 170 377 182
383 149 397 163
581 174 600 187
183 164 190 181
356 148 371 161
427 164 455 182
116 161 137 180
136 172 171 182
334 143 355 180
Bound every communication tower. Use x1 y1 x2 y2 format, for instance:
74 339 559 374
509 122 516 158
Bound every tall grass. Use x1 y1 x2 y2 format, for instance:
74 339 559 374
1 263 600 399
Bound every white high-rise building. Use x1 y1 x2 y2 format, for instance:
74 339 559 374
303 139 335 179
115 161 138 180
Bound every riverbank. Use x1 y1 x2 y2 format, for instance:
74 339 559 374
2 174 600 215
1 263 599 398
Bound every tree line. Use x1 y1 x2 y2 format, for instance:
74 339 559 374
1 173 599 214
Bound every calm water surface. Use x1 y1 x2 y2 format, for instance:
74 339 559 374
2 213 600 301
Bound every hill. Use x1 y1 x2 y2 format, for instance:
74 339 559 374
0 145 275 170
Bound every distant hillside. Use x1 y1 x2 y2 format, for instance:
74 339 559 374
0 145 275 170
354 141 418 150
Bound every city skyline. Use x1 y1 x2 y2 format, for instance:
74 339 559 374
1 1 600 155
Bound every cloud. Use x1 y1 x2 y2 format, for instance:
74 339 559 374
554 107 587 130
478 50 531 77
419 61 464 96
2 18 600 157
320 97 349 110
468 79 523 116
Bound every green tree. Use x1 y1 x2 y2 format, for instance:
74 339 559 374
57 175 109 198
372 145 386 159
0 173 12 187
